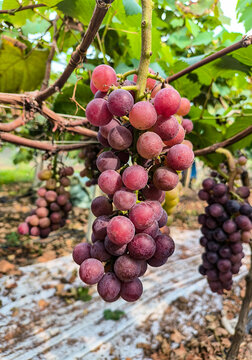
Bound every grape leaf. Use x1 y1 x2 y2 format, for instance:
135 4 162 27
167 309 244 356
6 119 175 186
57 0 96 26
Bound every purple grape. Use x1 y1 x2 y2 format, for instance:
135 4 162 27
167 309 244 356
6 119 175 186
113 188 136 211
90 240 111 262
230 242 243 254
152 234 175 260
138 261 148 276
100 118 120 139
236 186 250 199
198 190 210 201
207 241 220 252
212 183 227 197
225 200 240 214
120 278 143 302
206 251 219 264
104 236 127 256
114 255 141 282
202 178 216 191
97 130 110 147
107 89 134 116
79 258 104 285
222 219 237 234
158 209 168 228
128 233 156 260
206 269 218 281
96 151 120 172
97 272 121 302
219 271 232 283
217 259 231 272
92 215 110 240
107 216 135 246
136 220 159 239
219 245 232 258
240 203 252 216
108 126 133 150
231 263 241 274
91 196 113 217
129 202 155 230
199 265 207 275
235 215 252 231
72 242 91 265
205 217 217 230
200 236 208 247
209 203 224 217
198 214 207 225
142 185 165 203
213 228 227 242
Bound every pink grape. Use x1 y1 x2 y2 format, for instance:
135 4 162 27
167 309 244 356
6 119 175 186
104 236 127 256
113 188 136 211
36 207 49 218
30 227 40 236
107 89 134 116
100 118 120 139
142 184 165 203
122 165 148 191
138 261 148 276
72 242 91 265
145 201 163 221
129 202 155 230
114 255 141 282
133 68 156 90
91 196 113 217
45 191 57 203
90 240 111 262
18 222 29 235
79 258 104 285
90 80 98 94
128 233 156 260
158 209 168 227
94 90 107 99
50 212 61 224
176 97 191 116
39 217 51 229
166 144 194 170
37 187 47 197
129 101 157 130
92 216 110 240
107 216 135 245
50 202 60 212
57 194 68 206
153 115 179 141
91 64 117 92
163 124 185 147
97 272 121 302
153 167 179 191
154 87 181 117
98 170 122 194
136 132 163 159
120 278 143 302
182 118 193 134
29 215 39 226
136 220 159 238
151 83 173 98
36 197 47 207
86 98 112 126
96 151 120 172
108 126 133 150
97 131 109 147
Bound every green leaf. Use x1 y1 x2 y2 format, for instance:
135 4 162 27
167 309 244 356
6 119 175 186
22 18 50 37
53 83 93 116
122 0 141 15
57 0 96 26
170 18 184 28
172 77 201 100
226 116 252 151
192 31 213 46
185 18 200 37
231 46 252 66
103 309 125 321
0 39 49 92
168 27 191 49
189 0 215 16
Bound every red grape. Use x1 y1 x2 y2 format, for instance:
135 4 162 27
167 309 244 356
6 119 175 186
97 272 121 302
154 87 181 117
181 118 193 133
129 202 155 230
176 97 191 116
153 167 179 191
122 165 148 191
107 215 135 245
79 258 104 285
91 64 117 92
163 124 185 147
120 278 143 302
96 151 120 172
114 255 141 282
107 89 134 116
128 233 156 260
129 101 157 130
86 98 112 126
98 170 122 194
113 188 136 211
72 242 91 265
108 126 133 150
153 115 179 141
166 144 194 170
136 132 163 159
91 196 113 217
100 118 120 139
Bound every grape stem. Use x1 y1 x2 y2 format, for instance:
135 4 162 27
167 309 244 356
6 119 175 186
227 242 252 360
136 0 153 100
215 148 236 191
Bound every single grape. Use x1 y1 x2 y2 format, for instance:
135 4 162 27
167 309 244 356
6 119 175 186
91 64 117 92
152 234 175 259
198 214 207 225
206 269 218 281
231 263 241 274
86 98 112 126
136 220 159 239
36 207 49 218
207 241 220 252
50 212 61 224
100 118 120 139
39 217 51 228
18 222 30 235
114 255 141 282
181 118 193 133
28 215 39 227
92 215 110 240
122 165 148 191
107 89 134 116
230 242 243 254
136 132 163 159
241 231 251 243
129 101 157 130
79 258 104 285
236 186 250 199
202 178 216 191
182 139 193 149
222 219 237 234
107 216 135 246
217 259 232 272
219 271 232 283
128 233 156 260
94 90 107 99
37 169 52 181
120 278 143 302
37 187 47 197
206 251 219 264
213 184 228 197
145 200 163 221
98 170 122 195
153 115 179 141
213 228 227 242
104 236 127 256
57 195 68 206
225 200 240 214
97 272 121 302
91 196 113 217
229 231 241 242
96 151 120 172
209 203 224 218
163 124 185 147
60 177 70 187
235 215 252 231
240 203 252 216
113 188 136 211
200 236 208 247
40 227 51 238
147 255 168 267
198 190 210 201
45 191 57 203
72 242 91 265
90 240 111 262
166 144 194 171
205 217 217 230
158 209 168 228
176 98 191 116
153 167 179 191
138 261 148 276
199 265 207 275
154 87 181 117
238 156 247 166
219 245 232 259
142 185 165 203
30 227 40 236
97 130 110 147
90 80 98 94
129 202 155 230
108 126 133 150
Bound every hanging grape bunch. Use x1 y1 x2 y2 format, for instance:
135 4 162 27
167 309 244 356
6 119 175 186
18 165 73 239
79 143 102 187
198 154 252 294
72 64 194 302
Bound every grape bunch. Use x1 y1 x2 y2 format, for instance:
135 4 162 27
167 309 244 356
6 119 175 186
72 64 195 302
79 144 102 187
198 168 252 294
18 166 73 239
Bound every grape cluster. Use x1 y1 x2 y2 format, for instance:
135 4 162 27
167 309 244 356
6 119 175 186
18 166 73 239
198 170 252 294
72 64 195 302
79 144 102 187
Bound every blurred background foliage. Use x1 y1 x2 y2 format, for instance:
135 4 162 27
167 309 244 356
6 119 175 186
0 0 251 168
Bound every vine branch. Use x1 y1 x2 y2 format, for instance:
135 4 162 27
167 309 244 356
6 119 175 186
0 4 46 14
35 0 114 103
194 125 252 157
167 35 252 83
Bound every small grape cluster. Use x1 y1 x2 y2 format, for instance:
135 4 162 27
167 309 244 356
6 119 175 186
18 166 73 239
72 64 195 302
79 144 101 187
198 164 252 294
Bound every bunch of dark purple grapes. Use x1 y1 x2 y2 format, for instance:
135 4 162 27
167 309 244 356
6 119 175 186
79 144 102 187
18 166 73 239
198 170 252 294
